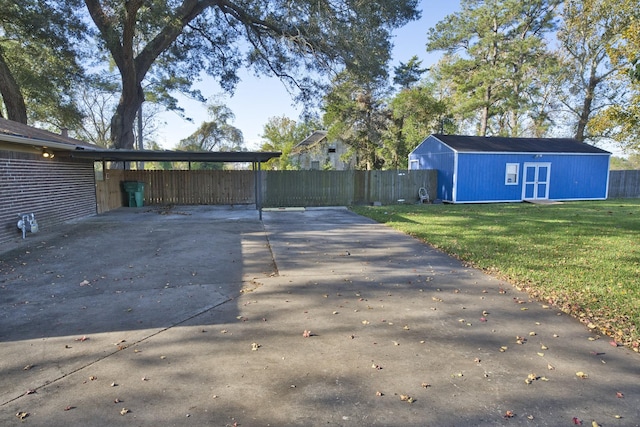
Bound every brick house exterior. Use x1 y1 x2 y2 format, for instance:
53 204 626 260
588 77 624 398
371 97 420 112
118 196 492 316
0 118 98 247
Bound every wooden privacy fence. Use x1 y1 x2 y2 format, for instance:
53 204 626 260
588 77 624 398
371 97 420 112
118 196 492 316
262 170 437 207
97 169 437 213
608 170 640 198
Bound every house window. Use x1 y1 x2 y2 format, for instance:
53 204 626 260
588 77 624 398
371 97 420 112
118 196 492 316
328 147 336 154
505 163 519 185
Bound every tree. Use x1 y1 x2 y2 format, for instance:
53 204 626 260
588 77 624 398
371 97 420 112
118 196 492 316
393 55 429 89
0 0 87 127
557 0 630 142
175 100 243 170
83 0 420 150
584 0 640 151
323 71 390 170
259 116 319 170
383 79 452 168
426 0 560 136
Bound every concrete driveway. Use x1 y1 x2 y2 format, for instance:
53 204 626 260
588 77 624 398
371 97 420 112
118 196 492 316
1 205 638 426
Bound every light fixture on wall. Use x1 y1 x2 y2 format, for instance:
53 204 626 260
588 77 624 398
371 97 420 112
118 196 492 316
42 149 55 159
533 154 542 159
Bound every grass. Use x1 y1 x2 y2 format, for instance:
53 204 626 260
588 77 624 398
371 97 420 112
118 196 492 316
352 199 640 351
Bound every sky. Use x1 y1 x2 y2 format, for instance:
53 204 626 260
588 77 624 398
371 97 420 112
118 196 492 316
155 1 460 151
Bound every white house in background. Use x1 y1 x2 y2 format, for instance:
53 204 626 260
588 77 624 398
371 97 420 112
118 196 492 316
292 130 355 170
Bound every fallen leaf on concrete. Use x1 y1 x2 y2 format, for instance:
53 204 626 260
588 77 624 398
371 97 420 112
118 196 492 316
541 344 548 350
361 320 370 325
591 421 600 427
403 325 410 330
89 376 97 381
371 364 382 370
64 406 75 411
376 391 383 396
302 330 311 337
616 391 624 398
24 389 36 395
75 336 89 342
251 342 260 351
23 364 33 371
421 382 430 388
547 363 555 370
114 398 121 403
572 416 582 425
609 340 619 347
15 412 28 420
79 280 90 286
399 394 414 403
575 371 588 379
120 408 130 415
504 410 515 418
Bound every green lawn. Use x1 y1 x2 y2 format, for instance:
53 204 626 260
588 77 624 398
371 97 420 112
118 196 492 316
352 200 640 351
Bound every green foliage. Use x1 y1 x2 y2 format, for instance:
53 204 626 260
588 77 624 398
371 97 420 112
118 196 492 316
426 0 560 137
610 155 640 170
176 99 244 169
393 55 428 89
323 71 390 170
259 116 320 170
558 0 630 142
382 81 453 169
0 0 87 128
82 0 420 149
353 200 640 349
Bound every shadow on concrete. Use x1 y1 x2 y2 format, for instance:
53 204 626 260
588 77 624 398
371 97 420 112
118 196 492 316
0 207 638 426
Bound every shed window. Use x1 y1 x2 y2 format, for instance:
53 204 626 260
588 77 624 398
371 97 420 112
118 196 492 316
505 163 519 185
328 147 336 154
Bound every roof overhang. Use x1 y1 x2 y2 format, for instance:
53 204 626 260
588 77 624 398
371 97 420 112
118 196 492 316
56 149 281 163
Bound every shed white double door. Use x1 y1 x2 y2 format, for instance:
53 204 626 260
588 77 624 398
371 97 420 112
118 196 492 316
522 162 551 200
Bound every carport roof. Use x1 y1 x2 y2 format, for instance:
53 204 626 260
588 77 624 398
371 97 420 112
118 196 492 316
57 149 281 163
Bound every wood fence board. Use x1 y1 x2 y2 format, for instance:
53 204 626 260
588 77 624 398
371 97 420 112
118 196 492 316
98 168 436 212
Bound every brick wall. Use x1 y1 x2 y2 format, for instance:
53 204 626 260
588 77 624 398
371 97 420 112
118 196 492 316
0 151 97 247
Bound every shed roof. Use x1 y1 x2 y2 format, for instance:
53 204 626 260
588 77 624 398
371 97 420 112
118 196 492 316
433 134 611 154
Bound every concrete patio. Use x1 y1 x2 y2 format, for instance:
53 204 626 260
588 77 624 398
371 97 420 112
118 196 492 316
1 205 638 426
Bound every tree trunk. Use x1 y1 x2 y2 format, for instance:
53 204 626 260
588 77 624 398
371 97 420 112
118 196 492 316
0 47 28 124
574 77 597 142
111 82 144 149
479 87 491 137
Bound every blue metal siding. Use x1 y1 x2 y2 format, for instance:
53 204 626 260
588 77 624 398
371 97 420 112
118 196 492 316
409 135 610 203
546 154 609 200
455 153 610 202
455 154 525 202
408 136 455 201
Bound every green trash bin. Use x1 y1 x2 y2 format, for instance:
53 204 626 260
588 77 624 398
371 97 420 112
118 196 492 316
123 181 145 207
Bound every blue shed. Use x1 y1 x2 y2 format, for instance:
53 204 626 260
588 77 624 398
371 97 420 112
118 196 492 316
408 134 611 203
